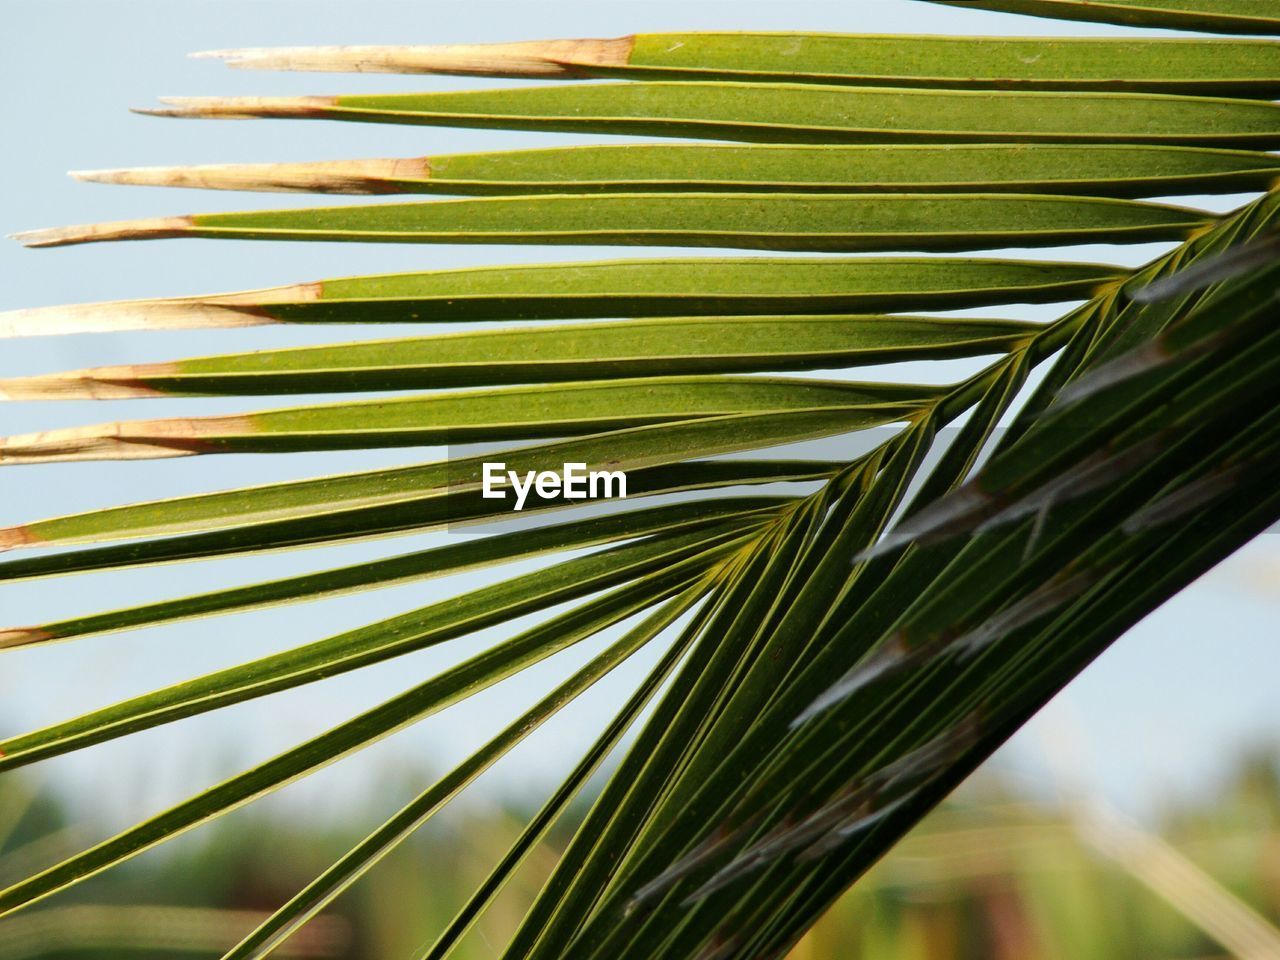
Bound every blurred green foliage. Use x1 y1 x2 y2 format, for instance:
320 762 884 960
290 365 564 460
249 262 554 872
3 749 1277 960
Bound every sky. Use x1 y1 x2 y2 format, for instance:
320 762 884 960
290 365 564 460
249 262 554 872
0 0 1276 841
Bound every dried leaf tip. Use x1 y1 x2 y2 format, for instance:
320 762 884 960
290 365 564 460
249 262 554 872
188 38 636 77
71 158 431 195
0 419 231 465
0 370 168 401
11 217 193 249
0 291 292 338
132 96 337 120
0 525 44 552
0 627 56 651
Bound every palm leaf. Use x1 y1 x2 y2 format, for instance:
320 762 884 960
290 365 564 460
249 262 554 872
15 192 1208 251
75 144 1280 198
0 499 780 647
0 317 1024 398
0 376 923 463
0 255 1115 337
3 7 1278 960
193 33 1280 94
136 83 1280 147
926 0 1280 35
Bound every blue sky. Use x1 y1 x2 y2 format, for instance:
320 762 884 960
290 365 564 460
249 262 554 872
1 0 1276 833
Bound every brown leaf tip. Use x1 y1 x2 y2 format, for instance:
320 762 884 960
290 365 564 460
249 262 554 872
0 627 56 651
0 416 244 464
135 96 338 120
0 368 173 401
187 38 636 77
0 525 45 551
12 217 194 249
73 158 431 195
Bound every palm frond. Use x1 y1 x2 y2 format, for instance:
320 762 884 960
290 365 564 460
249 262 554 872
191 33 1280 93
132 83 1280 147
14 192 1208 251
73 144 1280 198
3 7 1278 960
926 0 1280 36
0 256 1114 337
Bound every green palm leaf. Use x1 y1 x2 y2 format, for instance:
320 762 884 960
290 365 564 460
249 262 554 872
0 256 1119 337
137 82 1280 147
75 144 1280 198
193 32 1280 94
0 376 926 463
3 7 1278 960
15 192 1208 251
927 0 1280 35
0 316 1026 398
0 498 780 647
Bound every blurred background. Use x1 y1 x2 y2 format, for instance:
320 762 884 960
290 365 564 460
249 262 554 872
3 750 1279 958
1 1 1277 957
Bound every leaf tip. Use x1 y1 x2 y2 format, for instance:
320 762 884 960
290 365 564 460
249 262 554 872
0 295 279 338
10 217 194 249
1 416 236 464
182 38 636 76
150 95 240 120
130 103 194 119
0 368 173 401
0 525 44 552
0 627 55 651
147 95 338 119
69 167 133 186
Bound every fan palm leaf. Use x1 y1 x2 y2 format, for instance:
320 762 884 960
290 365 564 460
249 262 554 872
2 3 1277 958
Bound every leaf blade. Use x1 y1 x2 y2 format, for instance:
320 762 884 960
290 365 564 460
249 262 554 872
0 459 833 581
0 376 930 463
76 145 1280 198
0 528 746 771
0 316 1030 400
0 566 719 919
221 582 707 960
16 192 1208 252
138 83 1280 148
926 0 1280 36
194 33 1280 96
0 499 781 648
0 256 1122 338
0 410 880 551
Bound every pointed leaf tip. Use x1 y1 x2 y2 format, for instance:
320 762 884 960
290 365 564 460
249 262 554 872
134 96 337 119
0 526 44 551
70 158 432 194
12 217 193 249
0 628 55 651
0 421 218 465
186 39 636 77
0 294 285 339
